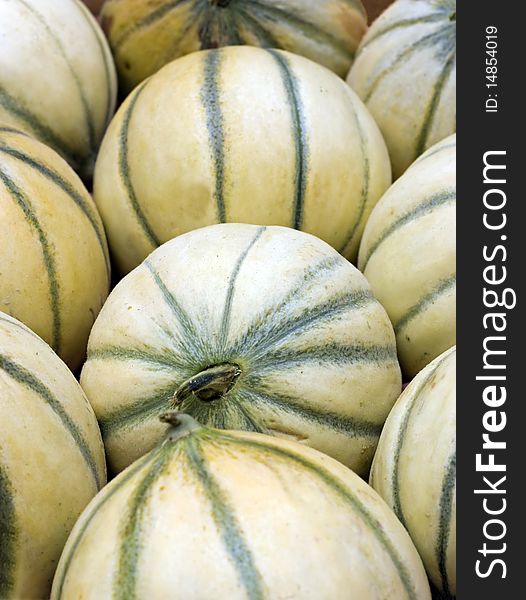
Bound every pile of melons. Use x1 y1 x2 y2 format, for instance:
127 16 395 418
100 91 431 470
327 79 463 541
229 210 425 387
0 1 456 598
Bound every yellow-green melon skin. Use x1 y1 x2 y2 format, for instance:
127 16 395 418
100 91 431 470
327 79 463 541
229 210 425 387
347 0 456 178
101 0 368 94
370 346 456 597
0 0 117 179
51 417 430 600
0 127 111 370
0 312 106 600
358 134 456 378
93 46 392 274
81 224 401 476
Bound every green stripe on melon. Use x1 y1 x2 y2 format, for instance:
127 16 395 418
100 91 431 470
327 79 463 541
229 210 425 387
266 49 309 230
81 224 401 476
370 346 456 597
394 275 456 336
51 414 430 599
437 449 456 596
183 436 265 600
0 353 102 488
202 49 229 223
110 0 193 50
113 445 176 600
117 80 161 248
218 226 267 347
0 166 62 352
0 465 17 598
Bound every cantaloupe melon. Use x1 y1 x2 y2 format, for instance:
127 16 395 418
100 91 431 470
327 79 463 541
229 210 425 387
358 134 455 377
52 412 430 600
81 224 401 475
101 0 368 93
93 45 392 273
